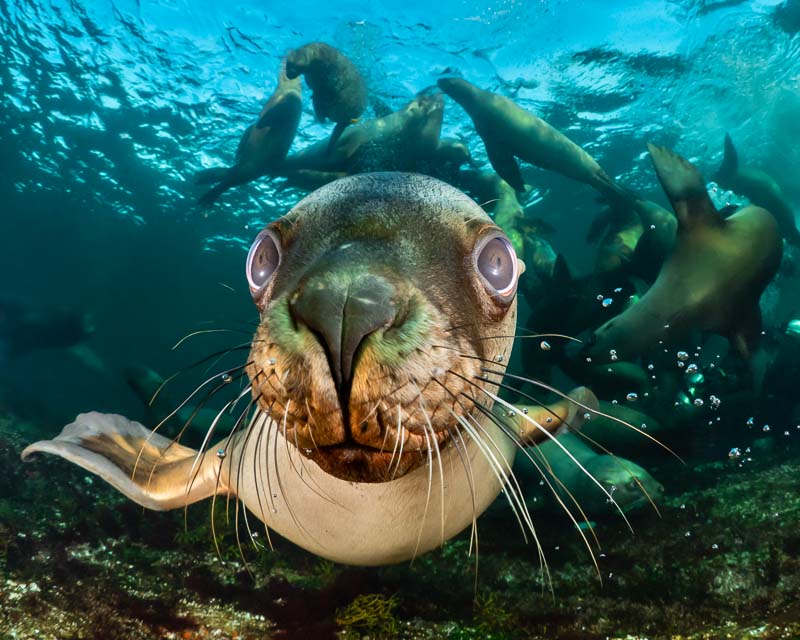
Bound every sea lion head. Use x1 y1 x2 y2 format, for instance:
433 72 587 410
285 42 322 79
245 173 523 483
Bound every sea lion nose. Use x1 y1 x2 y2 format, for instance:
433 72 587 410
290 275 397 392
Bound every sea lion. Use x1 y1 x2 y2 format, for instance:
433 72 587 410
515 431 664 517
437 77 621 197
587 201 644 274
588 144 783 363
23 173 603 566
716 133 800 245
279 93 443 176
196 65 302 206
285 42 367 152
0 300 94 359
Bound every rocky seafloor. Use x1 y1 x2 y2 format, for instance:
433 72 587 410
2 407 800 640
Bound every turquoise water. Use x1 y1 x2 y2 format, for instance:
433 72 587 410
2 1 800 638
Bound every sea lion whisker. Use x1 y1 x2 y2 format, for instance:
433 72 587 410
285 406 341 507
427 378 531 547
415 386 446 547
410 390 435 563
446 422 480 588
132 362 253 478
457 387 603 574
481 367 683 462
171 329 255 351
385 404 403 480
252 401 276 551
209 397 259 564
390 408 407 480
151 349 254 408
460 377 635 535
273 399 324 548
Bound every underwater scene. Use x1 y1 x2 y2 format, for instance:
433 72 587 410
4 0 800 638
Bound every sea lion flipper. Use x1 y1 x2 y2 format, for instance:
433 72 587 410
485 142 525 192
21 412 228 511
326 121 349 154
647 143 718 227
513 386 598 444
718 133 739 181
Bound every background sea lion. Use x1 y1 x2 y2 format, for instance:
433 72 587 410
196 65 302 206
23 173 598 566
716 133 800 245
279 93 443 175
588 144 783 362
285 42 367 152
437 76 621 197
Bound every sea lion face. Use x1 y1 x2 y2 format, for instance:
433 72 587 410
245 173 522 483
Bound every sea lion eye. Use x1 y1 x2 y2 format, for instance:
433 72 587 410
475 234 518 298
246 229 281 297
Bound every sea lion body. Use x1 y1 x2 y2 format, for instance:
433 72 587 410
438 77 619 196
23 173 597 566
197 68 302 205
280 94 443 175
285 42 367 150
589 145 782 362
716 134 800 245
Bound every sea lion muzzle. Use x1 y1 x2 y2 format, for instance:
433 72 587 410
289 272 397 397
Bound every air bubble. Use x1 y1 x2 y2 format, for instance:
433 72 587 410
686 363 698 374
677 351 689 361
602 298 613 308
495 354 505 362
763 424 771 432
746 417 755 427
583 412 592 420
728 447 742 459
693 398 704 407
709 395 721 409
650 224 656 230
540 340 551 351
647 364 654 371
221 373 233 383
613 287 622 293
626 392 638 401
216 449 226 459
268 357 277 365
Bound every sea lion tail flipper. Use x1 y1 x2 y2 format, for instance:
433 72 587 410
647 143 717 226
485 142 526 192
21 412 228 510
326 122 349 154
717 132 738 181
515 386 599 445
194 167 231 185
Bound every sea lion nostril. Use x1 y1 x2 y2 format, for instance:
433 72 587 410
290 275 397 393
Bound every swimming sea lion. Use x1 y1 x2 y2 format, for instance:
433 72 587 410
437 77 621 197
23 173 598 566
515 431 664 516
587 201 644 274
196 65 302 206
588 144 783 363
279 93 443 176
285 42 367 152
716 133 800 245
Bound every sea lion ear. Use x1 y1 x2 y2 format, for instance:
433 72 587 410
21 412 229 511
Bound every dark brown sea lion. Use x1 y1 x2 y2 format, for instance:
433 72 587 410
588 144 783 362
716 133 800 245
196 66 302 206
285 42 367 151
437 76 622 197
23 173 599 566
